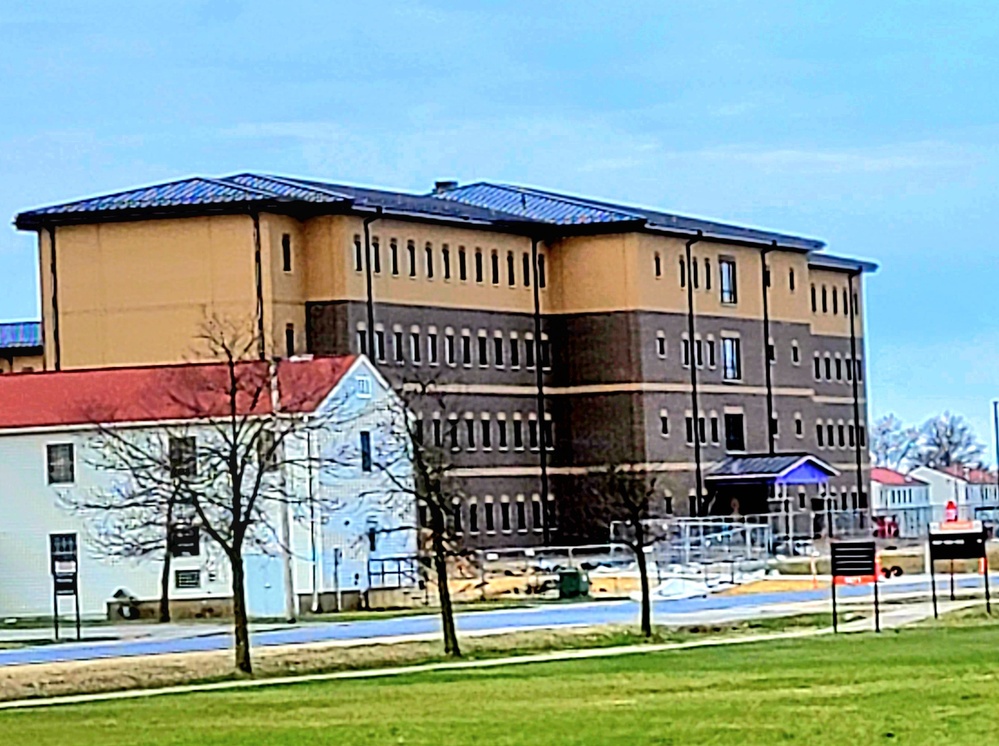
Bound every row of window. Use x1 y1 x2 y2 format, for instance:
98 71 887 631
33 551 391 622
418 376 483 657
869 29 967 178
816 419 867 450
354 236 547 289
812 352 863 383
415 411 554 453
673 334 742 380
663 409 866 453
811 284 858 317
357 324 552 371
423 494 554 535
654 255 738 304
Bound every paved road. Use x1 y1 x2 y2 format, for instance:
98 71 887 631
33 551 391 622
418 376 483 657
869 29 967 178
0 575 989 668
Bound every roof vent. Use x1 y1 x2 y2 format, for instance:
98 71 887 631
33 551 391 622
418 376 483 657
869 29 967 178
434 180 458 194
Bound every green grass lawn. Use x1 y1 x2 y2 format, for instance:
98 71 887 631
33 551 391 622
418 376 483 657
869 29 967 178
5 623 999 745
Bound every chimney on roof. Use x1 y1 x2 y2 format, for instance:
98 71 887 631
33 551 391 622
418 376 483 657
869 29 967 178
434 180 458 195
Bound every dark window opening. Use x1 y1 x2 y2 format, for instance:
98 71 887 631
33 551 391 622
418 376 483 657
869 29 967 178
407 240 416 277
390 239 399 275
47 443 75 484
475 250 484 283
491 251 500 285
425 243 434 278
285 324 295 358
281 234 292 272
485 502 495 532
719 259 737 303
443 245 451 279
459 247 467 281
724 414 745 452
507 251 515 286
169 437 197 479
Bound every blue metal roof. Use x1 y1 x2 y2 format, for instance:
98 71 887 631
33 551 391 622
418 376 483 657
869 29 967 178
0 321 42 350
808 253 879 273
16 173 836 253
706 453 840 482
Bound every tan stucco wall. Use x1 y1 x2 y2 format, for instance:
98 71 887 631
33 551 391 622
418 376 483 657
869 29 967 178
45 216 258 368
808 268 865 338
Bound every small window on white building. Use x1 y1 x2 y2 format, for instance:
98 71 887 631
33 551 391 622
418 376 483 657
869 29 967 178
46 443 75 484
175 569 201 590
356 375 373 399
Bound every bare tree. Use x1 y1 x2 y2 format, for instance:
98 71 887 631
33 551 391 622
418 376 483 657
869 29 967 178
591 466 668 638
916 412 985 469
63 318 355 674
870 414 921 471
369 378 464 657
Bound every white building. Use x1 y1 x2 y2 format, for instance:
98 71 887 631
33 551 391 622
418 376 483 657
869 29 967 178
909 465 999 523
870 467 932 538
0 355 416 619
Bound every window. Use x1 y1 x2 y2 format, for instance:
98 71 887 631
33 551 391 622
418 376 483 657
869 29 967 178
719 259 737 303
724 413 745 452
692 256 699 288
710 415 720 444
679 257 686 288
824 355 832 381
360 431 372 471
704 258 712 290
481 415 492 450
510 334 520 368
660 410 669 437
491 250 500 285
469 501 479 533
827 422 835 448
707 338 716 368
453 502 462 533
478 333 488 367
356 375 372 398
721 337 741 381
372 238 381 274
811 285 817 312
475 249 484 283
46 443 75 484
525 334 536 368
513 415 524 450
656 331 667 358
461 331 472 366
498 416 508 449
767 339 776 365
465 415 476 450
353 235 363 272
425 243 434 279
813 353 821 381
855 357 863 381
484 500 495 532
433 416 442 447
849 423 856 447
770 414 779 439
517 498 527 532
838 423 846 448
538 254 546 288
543 415 554 450
540 335 552 370
357 324 368 355
791 341 800 365
681 337 690 368
859 425 867 447
532 496 542 530
459 246 468 281
390 239 399 276
789 268 795 291
285 324 295 358
697 415 706 444
428 330 439 366
817 422 824 447
832 287 838 314
795 414 803 437
500 500 511 532
169 437 197 479
375 328 386 362
695 338 703 368
654 252 662 277
445 329 456 366
494 334 504 367
442 244 451 280
448 416 459 450
281 233 292 272
684 415 694 445
394 328 404 364
821 285 828 313
410 329 422 364
528 416 539 450
835 356 842 381
407 240 416 278
507 251 515 286
845 357 853 381
175 569 201 590
523 252 531 287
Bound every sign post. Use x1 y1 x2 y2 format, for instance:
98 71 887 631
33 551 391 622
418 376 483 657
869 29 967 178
928 520 990 619
48 532 81 642
830 540 880 633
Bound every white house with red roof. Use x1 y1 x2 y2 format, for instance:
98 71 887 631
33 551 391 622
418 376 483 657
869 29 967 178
0 355 417 619
870 467 932 538
909 465 999 524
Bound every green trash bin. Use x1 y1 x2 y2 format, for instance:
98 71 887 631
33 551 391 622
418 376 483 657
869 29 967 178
558 568 590 599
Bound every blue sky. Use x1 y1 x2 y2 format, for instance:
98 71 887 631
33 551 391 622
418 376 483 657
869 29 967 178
1 1 998 451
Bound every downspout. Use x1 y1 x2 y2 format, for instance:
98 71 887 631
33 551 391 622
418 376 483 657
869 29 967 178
761 241 776 455
48 226 61 371
531 236 551 545
847 271 866 514
252 212 266 360
685 232 704 513
363 209 382 357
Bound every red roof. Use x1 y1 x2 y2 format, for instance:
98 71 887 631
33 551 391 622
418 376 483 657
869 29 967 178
871 467 927 486
940 465 998 485
0 356 357 430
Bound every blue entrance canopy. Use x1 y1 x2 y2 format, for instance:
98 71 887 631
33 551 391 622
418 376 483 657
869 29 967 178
705 453 839 486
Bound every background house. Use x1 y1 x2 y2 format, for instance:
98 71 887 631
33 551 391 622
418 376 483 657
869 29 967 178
870 467 932 538
0 354 416 619
910 465 999 524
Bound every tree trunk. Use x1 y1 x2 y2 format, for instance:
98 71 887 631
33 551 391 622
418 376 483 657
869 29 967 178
158 546 172 624
432 529 460 657
231 553 253 674
634 524 652 638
